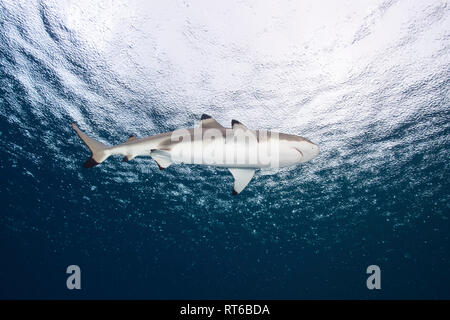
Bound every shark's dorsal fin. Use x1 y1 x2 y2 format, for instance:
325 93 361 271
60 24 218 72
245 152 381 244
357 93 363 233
200 114 225 129
229 168 255 195
127 135 137 141
231 119 248 130
150 149 172 170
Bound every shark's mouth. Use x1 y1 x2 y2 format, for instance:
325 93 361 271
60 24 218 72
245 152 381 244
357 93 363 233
293 148 304 161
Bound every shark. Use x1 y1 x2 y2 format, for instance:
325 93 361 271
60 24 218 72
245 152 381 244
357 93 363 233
72 114 319 195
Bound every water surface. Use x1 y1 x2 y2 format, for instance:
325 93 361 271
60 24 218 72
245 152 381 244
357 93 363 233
0 0 449 298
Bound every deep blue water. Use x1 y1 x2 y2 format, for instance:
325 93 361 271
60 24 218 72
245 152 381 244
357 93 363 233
1 0 449 299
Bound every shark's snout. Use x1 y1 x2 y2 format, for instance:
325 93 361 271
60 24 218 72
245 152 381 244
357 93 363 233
295 140 319 162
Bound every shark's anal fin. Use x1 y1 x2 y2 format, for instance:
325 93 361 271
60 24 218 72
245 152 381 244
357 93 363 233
228 168 255 195
150 149 173 170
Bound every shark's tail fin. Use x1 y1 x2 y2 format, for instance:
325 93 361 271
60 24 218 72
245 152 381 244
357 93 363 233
72 123 111 168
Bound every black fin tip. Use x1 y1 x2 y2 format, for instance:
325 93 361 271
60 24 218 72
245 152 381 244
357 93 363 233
231 119 241 126
83 157 99 168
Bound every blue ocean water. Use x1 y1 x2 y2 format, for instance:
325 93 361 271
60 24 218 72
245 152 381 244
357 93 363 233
0 0 449 299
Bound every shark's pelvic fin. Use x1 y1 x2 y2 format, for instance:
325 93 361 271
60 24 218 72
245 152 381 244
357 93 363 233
150 149 173 170
72 123 111 168
122 154 136 162
228 168 255 195
121 136 138 163
200 114 225 129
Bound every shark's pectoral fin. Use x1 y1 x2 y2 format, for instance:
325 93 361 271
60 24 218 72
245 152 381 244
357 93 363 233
228 168 255 195
231 119 258 142
231 119 248 130
150 149 172 170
